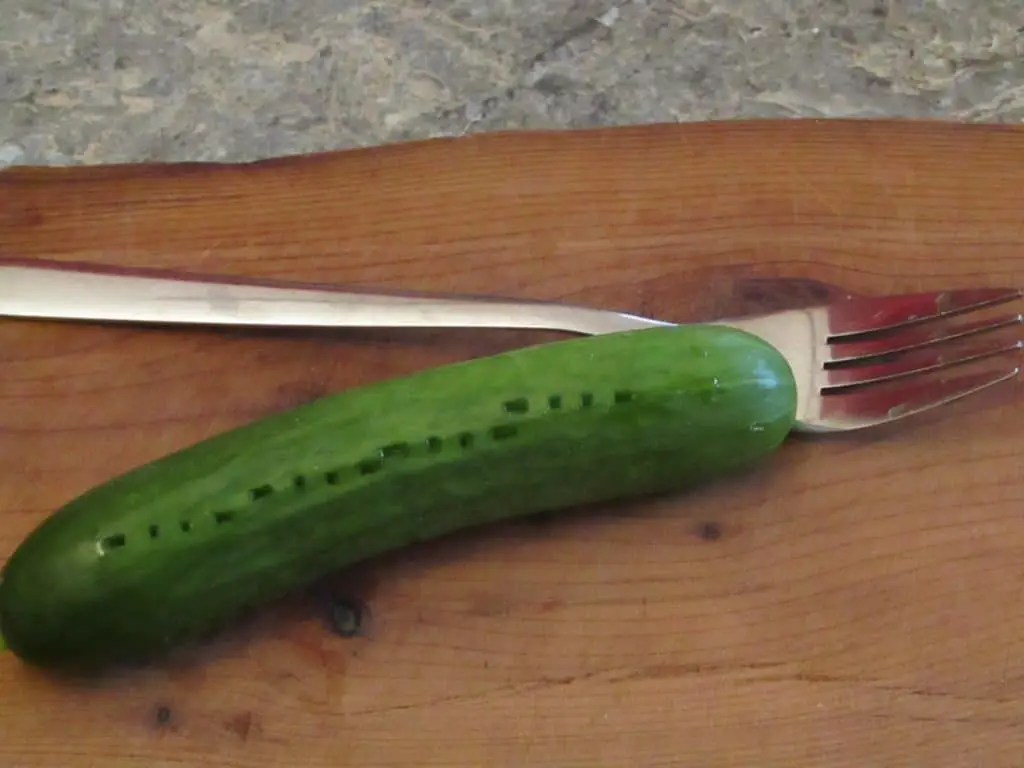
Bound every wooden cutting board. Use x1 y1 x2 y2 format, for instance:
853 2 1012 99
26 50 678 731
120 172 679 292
1 119 1022 767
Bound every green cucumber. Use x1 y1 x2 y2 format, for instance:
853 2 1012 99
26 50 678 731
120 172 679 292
0 324 797 671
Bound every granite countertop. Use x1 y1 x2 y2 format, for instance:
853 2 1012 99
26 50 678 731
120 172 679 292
2 0 1022 167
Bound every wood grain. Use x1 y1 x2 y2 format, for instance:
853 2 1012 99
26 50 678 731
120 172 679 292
1 118 1023 767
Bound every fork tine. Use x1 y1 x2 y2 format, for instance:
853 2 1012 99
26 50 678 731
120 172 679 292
817 364 1020 431
828 311 1024 364
822 338 1023 389
825 287 1023 339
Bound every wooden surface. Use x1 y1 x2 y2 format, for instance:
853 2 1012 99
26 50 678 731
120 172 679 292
1 118 1023 767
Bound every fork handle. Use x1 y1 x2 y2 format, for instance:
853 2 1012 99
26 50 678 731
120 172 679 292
0 259 668 336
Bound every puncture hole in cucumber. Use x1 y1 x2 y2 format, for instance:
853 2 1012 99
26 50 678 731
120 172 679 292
249 484 274 502
358 458 383 476
87 388 638 559
503 397 529 415
491 424 518 441
99 533 126 551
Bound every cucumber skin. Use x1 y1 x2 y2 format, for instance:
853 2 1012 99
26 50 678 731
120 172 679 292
0 324 797 671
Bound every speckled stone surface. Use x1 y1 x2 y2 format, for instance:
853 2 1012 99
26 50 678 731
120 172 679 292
1 0 1023 166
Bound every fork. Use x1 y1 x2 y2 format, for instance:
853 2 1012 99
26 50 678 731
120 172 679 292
1 258 1021 433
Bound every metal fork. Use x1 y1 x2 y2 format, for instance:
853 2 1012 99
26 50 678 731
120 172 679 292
1 258 1021 433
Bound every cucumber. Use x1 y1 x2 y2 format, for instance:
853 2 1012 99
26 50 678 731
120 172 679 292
0 324 797 671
